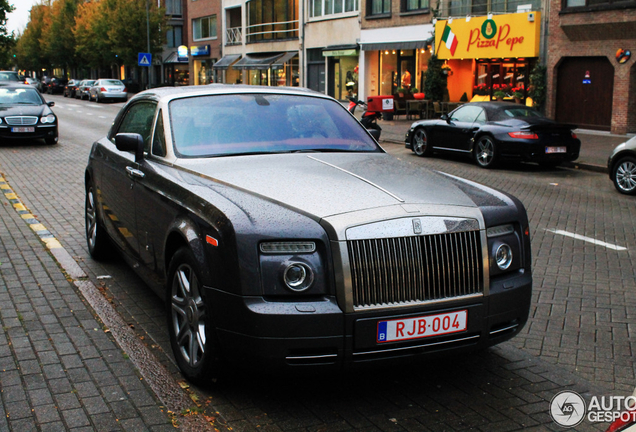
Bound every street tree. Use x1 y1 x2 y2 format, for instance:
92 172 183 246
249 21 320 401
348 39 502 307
0 0 15 68
43 0 83 76
15 3 52 73
74 1 113 71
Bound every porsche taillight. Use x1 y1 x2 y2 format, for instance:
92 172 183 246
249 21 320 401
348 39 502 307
508 131 538 139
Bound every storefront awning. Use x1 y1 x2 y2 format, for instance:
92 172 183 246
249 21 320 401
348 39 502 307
271 52 298 69
360 40 432 51
164 52 189 64
213 54 241 70
233 53 284 70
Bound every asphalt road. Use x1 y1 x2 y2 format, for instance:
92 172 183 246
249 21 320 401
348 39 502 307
0 93 633 431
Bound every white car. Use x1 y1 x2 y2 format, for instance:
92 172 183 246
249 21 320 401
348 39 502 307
89 79 127 103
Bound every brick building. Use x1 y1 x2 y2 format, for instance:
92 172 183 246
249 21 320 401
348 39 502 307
546 1 636 133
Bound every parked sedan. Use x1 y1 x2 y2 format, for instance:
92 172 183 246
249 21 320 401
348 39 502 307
608 136 636 195
85 85 532 383
75 80 95 100
63 79 80 98
405 102 581 168
46 77 68 94
89 79 127 103
0 84 58 144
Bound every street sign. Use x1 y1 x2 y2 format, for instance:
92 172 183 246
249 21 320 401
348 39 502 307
138 53 152 67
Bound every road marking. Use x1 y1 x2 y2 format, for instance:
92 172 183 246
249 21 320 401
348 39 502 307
546 229 627 251
98 116 106 119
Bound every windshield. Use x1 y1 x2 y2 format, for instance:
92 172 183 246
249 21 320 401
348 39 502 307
0 88 43 104
169 93 381 157
0 72 20 81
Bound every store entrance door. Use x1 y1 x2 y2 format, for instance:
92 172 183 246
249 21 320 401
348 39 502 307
556 57 613 131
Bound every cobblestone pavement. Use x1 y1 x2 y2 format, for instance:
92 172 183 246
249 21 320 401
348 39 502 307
0 95 633 431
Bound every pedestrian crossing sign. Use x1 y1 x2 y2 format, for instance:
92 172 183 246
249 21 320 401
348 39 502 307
138 53 152 67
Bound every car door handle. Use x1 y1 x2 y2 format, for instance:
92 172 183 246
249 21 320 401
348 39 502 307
126 166 145 179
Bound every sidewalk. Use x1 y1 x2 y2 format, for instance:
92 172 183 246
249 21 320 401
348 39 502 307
377 117 631 173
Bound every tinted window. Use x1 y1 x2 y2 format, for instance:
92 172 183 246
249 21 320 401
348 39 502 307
170 94 380 157
450 105 483 123
117 102 157 147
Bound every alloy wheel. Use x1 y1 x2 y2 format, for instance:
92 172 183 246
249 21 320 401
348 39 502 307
170 264 206 368
616 159 636 194
413 129 429 156
476 137 495 167
85 188 98 251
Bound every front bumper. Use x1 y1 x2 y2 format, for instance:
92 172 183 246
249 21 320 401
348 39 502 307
205 270 531 370
0 124 58 141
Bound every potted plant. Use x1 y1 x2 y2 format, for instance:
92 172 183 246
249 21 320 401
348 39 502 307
396 87 406 97
493 90 506 101
512 88 523 103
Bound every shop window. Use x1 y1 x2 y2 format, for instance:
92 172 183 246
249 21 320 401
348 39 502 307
402 0 429 12
367 0 391 16
193 15 217 41
563 0 633 8
311 0 358 17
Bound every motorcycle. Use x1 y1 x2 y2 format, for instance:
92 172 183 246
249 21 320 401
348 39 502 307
348 97 382 141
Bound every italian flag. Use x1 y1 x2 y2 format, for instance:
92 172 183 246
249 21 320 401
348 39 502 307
441 25 458 56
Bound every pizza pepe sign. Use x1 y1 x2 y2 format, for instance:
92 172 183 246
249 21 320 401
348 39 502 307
435 12 541 60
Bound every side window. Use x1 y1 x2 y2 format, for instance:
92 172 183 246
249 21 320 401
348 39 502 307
116 102 157 149
152 110 166 157
475 108 486 124
451 105 482 123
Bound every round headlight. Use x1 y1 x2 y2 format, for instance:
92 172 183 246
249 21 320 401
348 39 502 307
40 114 56 124
495 244 513 270
283 263 313 292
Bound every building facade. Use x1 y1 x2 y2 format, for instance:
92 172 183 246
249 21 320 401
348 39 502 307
546 0 636 133
188 0 223 85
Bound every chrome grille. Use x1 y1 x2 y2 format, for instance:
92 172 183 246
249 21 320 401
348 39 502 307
5 116 38 126
348 231 483 310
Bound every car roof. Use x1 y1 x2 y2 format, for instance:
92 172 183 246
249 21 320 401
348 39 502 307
130 84 329 104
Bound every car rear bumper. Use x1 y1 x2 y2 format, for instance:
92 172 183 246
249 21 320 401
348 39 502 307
498 138 581 163
205 270 531 370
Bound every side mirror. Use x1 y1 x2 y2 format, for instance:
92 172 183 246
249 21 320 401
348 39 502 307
368 128 381 141
440 114 449 121
115 133 144 162
47 102 55 107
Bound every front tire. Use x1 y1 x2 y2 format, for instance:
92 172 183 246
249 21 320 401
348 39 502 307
412 128 431 157
167 248 221 384
613 156 636 195
85 184 111 259
474 136 498 168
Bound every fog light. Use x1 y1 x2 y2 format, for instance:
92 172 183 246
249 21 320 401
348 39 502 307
496 244 513 270
283 263 313 291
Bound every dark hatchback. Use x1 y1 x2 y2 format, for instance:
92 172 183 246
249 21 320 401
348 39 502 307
0 84 58 144
85 86 532 384
405 102 581 168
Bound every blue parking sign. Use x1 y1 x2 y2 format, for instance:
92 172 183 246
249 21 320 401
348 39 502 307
138 53 152 67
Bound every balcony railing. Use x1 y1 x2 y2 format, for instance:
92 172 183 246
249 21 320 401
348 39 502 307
226 27 243 45
435 0 540 17
246 20 299 43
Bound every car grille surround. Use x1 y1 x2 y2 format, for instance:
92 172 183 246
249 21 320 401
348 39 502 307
347 230 483 310
5 116 38 126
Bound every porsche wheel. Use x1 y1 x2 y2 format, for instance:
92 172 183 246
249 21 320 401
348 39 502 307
85 184 111 259
412 128 431 157
167 248 221 384
474 136 498 168
613 156 636 195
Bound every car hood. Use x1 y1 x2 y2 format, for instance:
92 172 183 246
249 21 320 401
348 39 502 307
0 104 49 117
178 153 479 219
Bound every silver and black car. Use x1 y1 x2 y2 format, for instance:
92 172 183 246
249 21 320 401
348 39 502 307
608 136 636 195
85 85 532 383
0 84 58 144
405 102 581 168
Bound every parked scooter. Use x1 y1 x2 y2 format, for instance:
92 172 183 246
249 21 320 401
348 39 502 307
348 97 382 141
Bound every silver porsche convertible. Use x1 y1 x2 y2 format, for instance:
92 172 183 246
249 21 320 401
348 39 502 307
85 85 532 384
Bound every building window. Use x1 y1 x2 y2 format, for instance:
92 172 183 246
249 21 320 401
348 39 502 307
167 25 183 48
368 0 391 16
563 0 633 7
247 0 298 43
166 0 182 16
193 15 217 41
402 0 428 11
310 0 358 17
